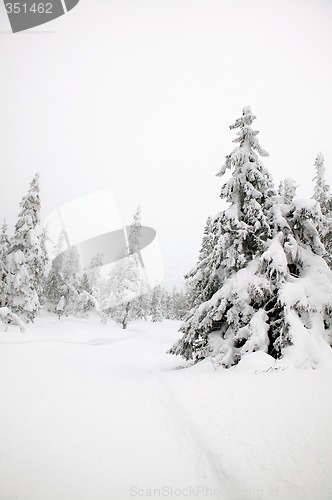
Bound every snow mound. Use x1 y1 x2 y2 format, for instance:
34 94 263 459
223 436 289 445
235 351 276 373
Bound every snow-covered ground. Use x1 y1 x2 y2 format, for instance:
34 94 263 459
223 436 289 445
0 315 332 500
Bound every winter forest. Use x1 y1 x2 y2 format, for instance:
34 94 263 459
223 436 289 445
0 180 188 331
2 106 332 500
2 106 332 369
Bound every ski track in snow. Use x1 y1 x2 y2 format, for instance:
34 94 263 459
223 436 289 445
0 317 332 500
156 372 243 498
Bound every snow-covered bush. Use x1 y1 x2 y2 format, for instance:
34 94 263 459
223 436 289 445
0 307 25 332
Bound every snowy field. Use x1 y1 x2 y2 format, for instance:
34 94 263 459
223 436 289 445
1 315 332 500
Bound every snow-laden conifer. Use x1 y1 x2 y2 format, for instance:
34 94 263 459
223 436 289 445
312 153 330 212
6 174 45 320
13 174 47 305
170 106 275 360
169 108 332 368
0 220 10 307
311 153 332 267
102 207 147 328
150 284 163 322
105 253 144 329
185 216 220 311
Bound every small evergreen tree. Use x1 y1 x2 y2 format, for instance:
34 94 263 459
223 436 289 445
312 153 332 268
103 207 148 328
0 220 10 307
312 153 330 212
45 231 66 307
162 289 175 320
60 247 81 315
128 206 142 256
45 257 65 306
150 284 163 322
106 254 143 329
86 253 103 299
130 289 150 320
172 288 189 320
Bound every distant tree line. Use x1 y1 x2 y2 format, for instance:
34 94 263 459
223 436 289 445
0 186 188 331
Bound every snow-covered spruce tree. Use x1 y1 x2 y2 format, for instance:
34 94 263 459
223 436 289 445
6 174 45 321
85 253 103 299
172 202 332 367
105 253 144 329
128 206 142 256
150 284 163 322
125 205 151 320
45 256 64 306
312 153 330 212
101 207 146 328
57 248 105 320
130 287 150 320
162 289 175 320
311 152 332 268
45 231 67 307
169 106 276 361
45 235 66 307
170 110 332 368
107 207 149 328
59 247 81 315
0 220 10 307
185 215 220 311
14 173 47 304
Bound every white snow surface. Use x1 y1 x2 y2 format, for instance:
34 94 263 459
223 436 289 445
1 315 332 500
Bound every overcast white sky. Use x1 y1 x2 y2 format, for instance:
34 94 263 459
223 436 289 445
1 0 332 288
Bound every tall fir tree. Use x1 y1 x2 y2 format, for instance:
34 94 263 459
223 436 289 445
169 107 332 367
312 152 332 267
15 173 46 300
0 220 10 307
6 174 45 320
169 106 276 360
